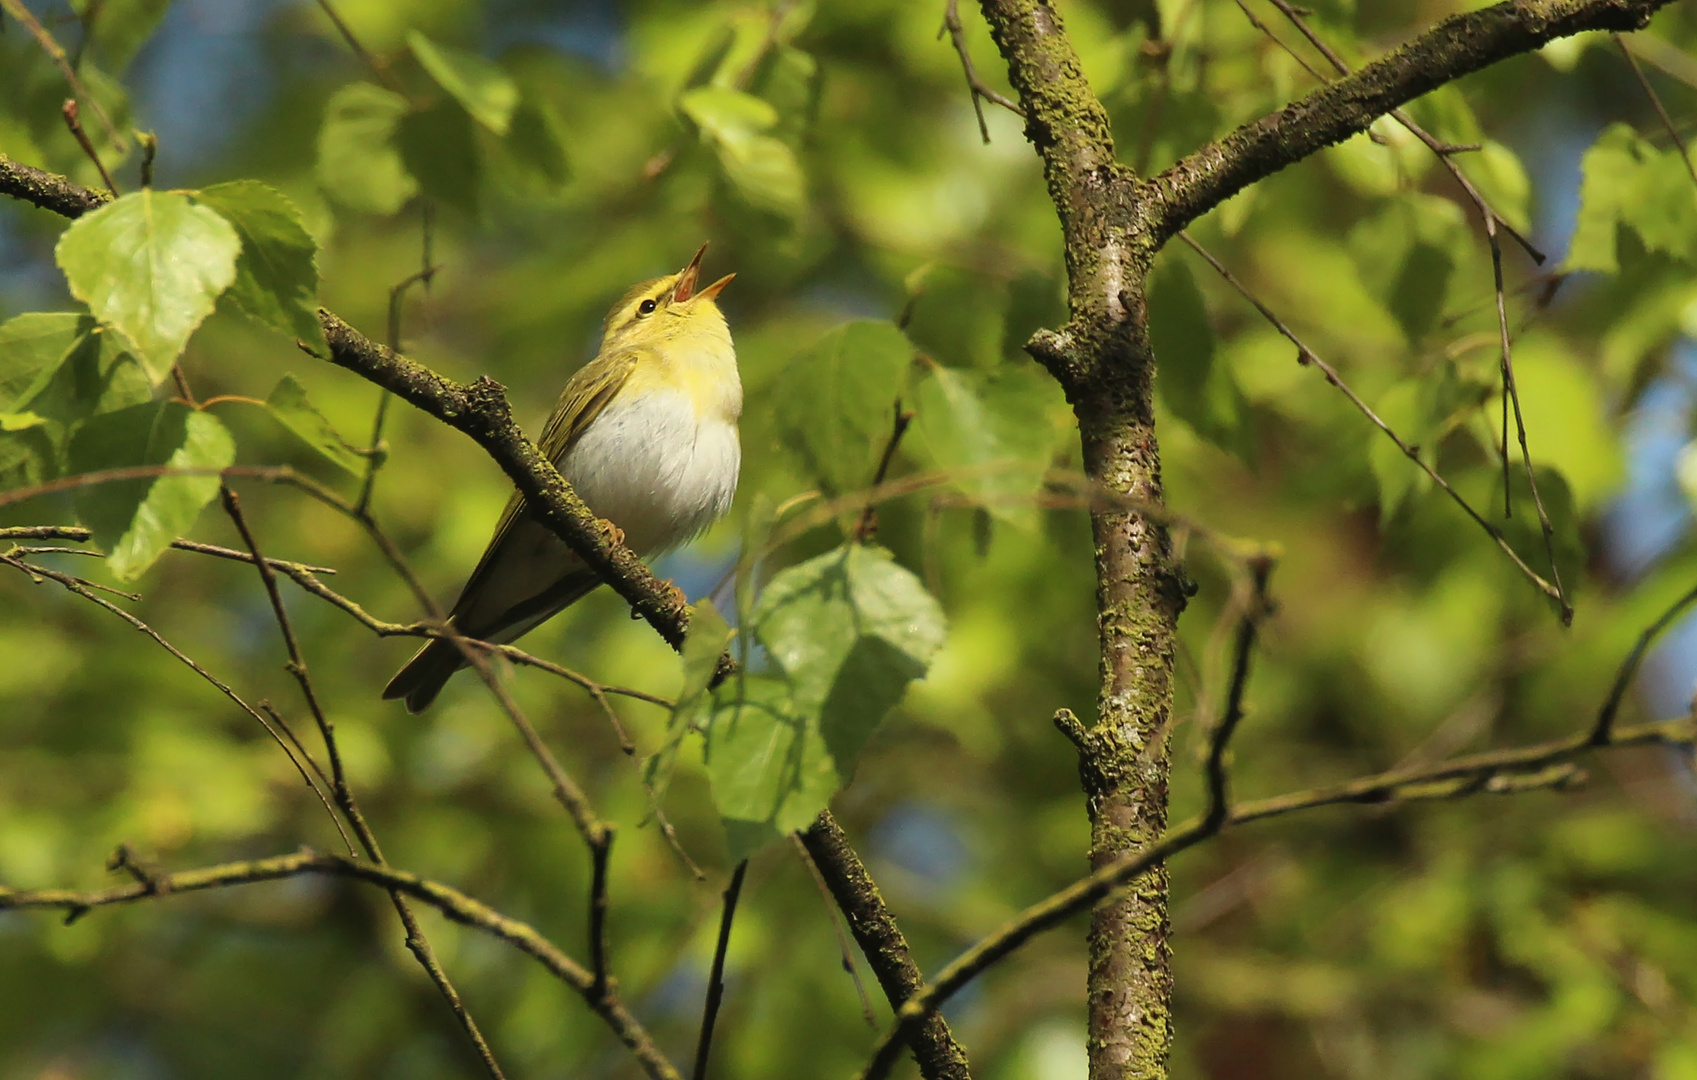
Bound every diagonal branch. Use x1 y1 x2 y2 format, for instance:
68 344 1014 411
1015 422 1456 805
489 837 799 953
0 847 683 1080
0 153 700 659
1148 0 1675 241
801 812 973 1080
941 0 1023 144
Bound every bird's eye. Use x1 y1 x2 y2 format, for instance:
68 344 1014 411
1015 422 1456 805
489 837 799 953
637 299 658 316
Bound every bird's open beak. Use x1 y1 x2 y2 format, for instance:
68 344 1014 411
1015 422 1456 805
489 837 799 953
697 273 735 301
673 243 708 302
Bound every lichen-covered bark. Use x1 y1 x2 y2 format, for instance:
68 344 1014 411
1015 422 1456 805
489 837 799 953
801 813 973 1080
1074 338 1186 1080
1148 0 1673 240
976 4 1180 1077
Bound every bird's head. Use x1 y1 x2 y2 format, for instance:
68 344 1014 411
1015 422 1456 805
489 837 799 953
601 244 735 352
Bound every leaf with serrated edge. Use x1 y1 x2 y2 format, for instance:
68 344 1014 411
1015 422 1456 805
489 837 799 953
774 321 913 497
704 544 944 856
55 190 240 384
196 181 326 353
643 600 734 808
266 373 363 475
0 312 98 411
69 402 235 580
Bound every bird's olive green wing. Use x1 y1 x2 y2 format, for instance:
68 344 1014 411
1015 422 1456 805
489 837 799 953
446 348 640 625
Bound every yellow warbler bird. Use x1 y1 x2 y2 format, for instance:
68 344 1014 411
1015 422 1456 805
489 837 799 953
384 245 739 712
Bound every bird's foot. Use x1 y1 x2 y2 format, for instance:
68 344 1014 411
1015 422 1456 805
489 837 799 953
599 519 626 548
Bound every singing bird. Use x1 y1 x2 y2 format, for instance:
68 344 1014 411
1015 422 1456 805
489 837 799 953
383 246 739 712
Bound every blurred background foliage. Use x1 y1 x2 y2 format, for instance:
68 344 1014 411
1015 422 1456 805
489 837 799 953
1 0 1697 1077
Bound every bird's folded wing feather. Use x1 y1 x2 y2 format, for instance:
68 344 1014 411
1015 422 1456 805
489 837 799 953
447 347 641 623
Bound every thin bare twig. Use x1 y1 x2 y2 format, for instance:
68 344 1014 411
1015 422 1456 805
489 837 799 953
217 486 508 1080
360 245 442 513
1487 217 1571 622
0 847 684 1080
1176 231 1565 609
1589 579 1697 745
60 99 116 196
693 860 749 1080
940 0 1023 143
1614 32 1697 191
589 827 617 998
312 0 401 92
791 835 878 1029
854 401 914 543
0 554 339 838
0 0 123 149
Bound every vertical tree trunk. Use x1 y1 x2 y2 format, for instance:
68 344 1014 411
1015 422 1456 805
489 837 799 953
973 1 1182 1074
1075 353 1182 1079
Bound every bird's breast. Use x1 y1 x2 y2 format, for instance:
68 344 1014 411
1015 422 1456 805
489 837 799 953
560 387 740 555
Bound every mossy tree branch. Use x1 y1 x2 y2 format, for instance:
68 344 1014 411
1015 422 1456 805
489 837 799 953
967 2 1677 1079
1146 0 1674 240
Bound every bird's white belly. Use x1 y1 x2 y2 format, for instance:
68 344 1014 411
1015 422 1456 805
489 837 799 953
560 388 740 554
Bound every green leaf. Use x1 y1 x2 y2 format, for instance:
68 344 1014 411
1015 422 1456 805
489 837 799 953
680 85 806 218
1368 380 1430 525
265 374 363 476
496 96 571 194
0 312 98 412
73 0 170 74
1507 335 1621 511
914 364 1058 526
705 544 945 857
1348 194 1467 344
705 675 835 860
68 402 235 580
408 31 519 135
1562 125 1697 272
1566 125 1640 274
774 320 914 498
55 190 241 384
397 99 482 215
316 83 419 216
1471 141 1531 236
0 424 56 490
195 181 326 354
1149 259 1246 456
643 600 734 807
1622 146 1697 263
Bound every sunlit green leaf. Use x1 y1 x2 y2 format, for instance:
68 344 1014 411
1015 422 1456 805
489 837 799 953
774 320 914 498
265 374 362 476
68 401 235 579
680 84 806 218
55 190 240 384
645 599 734 807
195 181 326 354
705 544 944 857
0 313 98 412
915 364 1058 526
705 675 834 860
1565 124 1697 273
316 82 419 216
408 32 519 136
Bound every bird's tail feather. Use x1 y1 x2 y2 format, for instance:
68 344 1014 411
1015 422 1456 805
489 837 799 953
382 637 464 714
